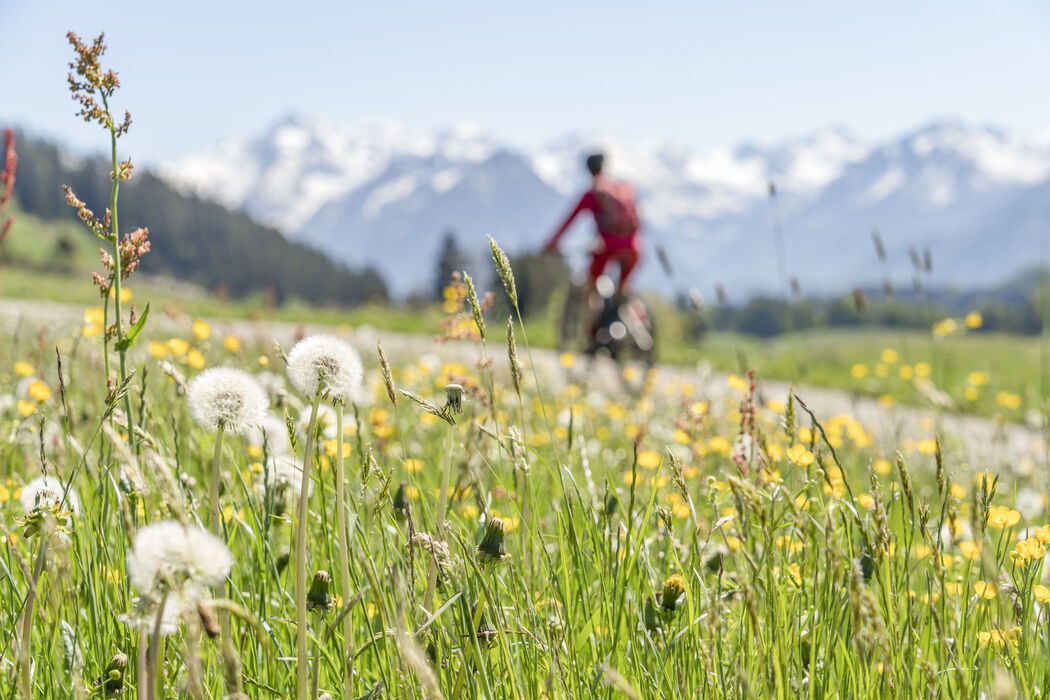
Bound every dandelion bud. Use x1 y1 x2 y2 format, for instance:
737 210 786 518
660 573 686 613
643 596 663 634
393 481 410 522
197 600 220 638
702 544 728 574
443 383 464 416
307 570 334 613
473 603 499 647
603 489 619 518
96 651 128 697
476 516 510 566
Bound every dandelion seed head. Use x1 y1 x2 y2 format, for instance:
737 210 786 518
121 594 185 636
187 367 267 434
128 520 233 595
248 414 293 455
21 474 80 514
265 453 310 498
286 334 363 403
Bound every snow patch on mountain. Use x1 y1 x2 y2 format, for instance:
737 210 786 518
164 117 1050 298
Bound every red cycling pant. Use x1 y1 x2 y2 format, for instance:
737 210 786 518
589 234 640 287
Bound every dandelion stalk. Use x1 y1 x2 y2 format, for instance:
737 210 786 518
295 390 322 700
209 425 226 534
146 591 170 700
423 428 455 617
334 401 354 699
18 535 48 699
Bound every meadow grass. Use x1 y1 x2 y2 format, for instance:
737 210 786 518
3 293 1050 698
3 30 1050 699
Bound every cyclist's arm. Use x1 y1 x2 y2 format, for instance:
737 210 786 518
544 191 596 252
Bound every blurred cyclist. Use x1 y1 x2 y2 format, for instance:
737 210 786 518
543 152 641 296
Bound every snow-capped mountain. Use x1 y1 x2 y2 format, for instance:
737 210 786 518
164 117 1050 298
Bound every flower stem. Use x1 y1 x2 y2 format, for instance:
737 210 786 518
335 403 354 698
209 426 226 535
100 91 135 449
295 392 322 700
18 536 48 699
423 428 455 616
147 590 170 700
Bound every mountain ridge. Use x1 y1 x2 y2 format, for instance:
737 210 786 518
163 117 1050 298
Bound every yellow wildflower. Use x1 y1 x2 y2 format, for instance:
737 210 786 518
27 380 51 402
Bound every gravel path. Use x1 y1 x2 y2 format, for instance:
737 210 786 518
3 297 1045 477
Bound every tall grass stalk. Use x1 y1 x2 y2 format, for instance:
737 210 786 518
334 401 353 699
294 391 322 700
423 428 455 616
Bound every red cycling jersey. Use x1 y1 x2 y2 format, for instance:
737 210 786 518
544 176 641 284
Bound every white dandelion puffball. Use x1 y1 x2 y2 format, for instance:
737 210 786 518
21 474 80 514
265 453 311 498
187 367 268 434
248 414 293 455
287 335 363 403
128 520 233 595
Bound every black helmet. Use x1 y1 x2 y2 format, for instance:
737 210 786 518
585 153 604 176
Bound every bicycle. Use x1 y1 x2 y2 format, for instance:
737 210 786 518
556 251 656 390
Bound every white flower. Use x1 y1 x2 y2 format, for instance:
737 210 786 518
121 594 184 636
187 367 267 434
128 521 233 595
21 474 80 514
264 453 311 498
286 335 363 403
299 403 338 439
248 414 293 455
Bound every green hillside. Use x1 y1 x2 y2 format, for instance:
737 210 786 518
11 133 388 306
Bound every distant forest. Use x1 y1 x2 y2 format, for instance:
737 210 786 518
12 134 388 306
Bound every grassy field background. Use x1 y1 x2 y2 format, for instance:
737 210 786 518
2 206 1045 426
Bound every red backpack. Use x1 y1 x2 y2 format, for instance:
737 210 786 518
592 180 639 237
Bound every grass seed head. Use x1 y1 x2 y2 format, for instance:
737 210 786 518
463 271 486 340
377 339 397 406
488 236 517 309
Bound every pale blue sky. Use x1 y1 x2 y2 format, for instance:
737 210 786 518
2 1 1048 164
